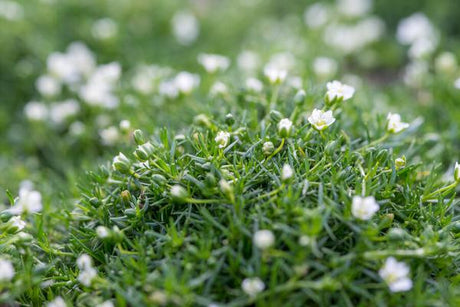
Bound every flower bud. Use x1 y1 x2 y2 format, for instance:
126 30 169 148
121 190 131 204
193 114 212 128
454 162 460 182
219 179 234 201
278 118 293 138
395 156 406 170
112 153 131 173
170 185 189 202
133 129 146 145
134 142 155 161
281 164 293 182
269 110 283 123
225 113 235 126
262 141 275 156
294 89 306 105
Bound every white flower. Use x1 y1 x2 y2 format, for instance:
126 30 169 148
396 13 437 46
351 196 379 220
304 3 330 29
210 81 228 96
76 254 93 270
454 162 460 182
96 226 110 238
198 53 230 73
9 216 26 231
379 257 413 292
454 78 460 89
96 301 114 307
281 164 293 181
215 131 230 148
308 109 336 131
395 156 406 170
253 230 275 250
0 1 24 20
278 118 293 137
237 50 260 72
170 185 188 200
69 121 85 136
386 113 409 134
119 120 131 132
49 99 80 124
242 277 265 296
100 126 120 146
6 186 42 215
326 80 355 101
337 0 372 17
174 72 200 94
36 75 61 97
435 52 457 75
264 65 287 84
78 267 97 287
91 18 118 40
24 101 48 121
171 11 199 45
47 296 67 307
245 77 263 92
0 259 15 282
313 57 337 79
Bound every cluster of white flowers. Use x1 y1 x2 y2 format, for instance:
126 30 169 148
198 53 230 73
76 254 97 287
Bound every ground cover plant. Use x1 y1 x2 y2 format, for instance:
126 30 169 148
1 0 460 306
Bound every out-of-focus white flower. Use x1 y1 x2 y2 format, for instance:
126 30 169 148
237 50 260 72
326 80 355 101
210 81 228 96
269 53 296 71
253 230 275 250
119 120 131 132
0 259 15 282
395 156 406 170
245 77 263 92
9 216 26 231
0 0 23 20
408 37 436 59
379 257 413 292
278 118 293 137
215 131 230 148
386 113 409 134
49 99 80 124
78 267 97 287
36 75 61 97
171 11 199 45
455 78 460 89
170 185 188 200
435 52 457 75
47 296 67 307
96 226 110 238
96 301 114 307
76 254 92 270
242 277 265 296
159 80 179 98
99 126 120 146
174 71 200 95
69 121 85 136
299 235 311 246
91 18 118 40
397 13 438 46
80 62 121 109
281 164 293 181
454 162 460 182
313 57 338 79
24 101 48 121
287 76 303 89
404 61 428 88
264 65 287 84
308 109 336 131
351 196 379 220
198 53 230 73
6 185 42 215
337 0 372 17
304 3 330 28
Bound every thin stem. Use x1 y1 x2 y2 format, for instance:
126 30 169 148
266 138 285 161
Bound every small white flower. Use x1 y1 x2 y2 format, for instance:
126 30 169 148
210 81 228 96
0 259 15 282
91 18 118 40
278 118 293 137
198 53 230 73
174 71 200 95
435 52 457 75
281 164 293 181
264 66 287 84
386 113 409 134
36 75 61 97
245 77 263 92
253 230 275 250
379 257 413 292
6 186 42 215
47 296 67 307
78 267 97 287
313 57 337 79
100 126 120 146
96 226 110 238
9 216 26 231
215 131 230 149
454 78 460 89
351 196 379 220
304 3 330 28
171 11 199 45
96 301 114 307
396 13 437 46
170 185 188 200
241 277 265 296
337 0 372 17
119 120 131 132
76 254 93 270
395 156 406 170
308 109 336 131
454 162 460 182
326 80 355 101
237 50 260 72
24 101 48 121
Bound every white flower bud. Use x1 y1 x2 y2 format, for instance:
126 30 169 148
241 277 265 296
215 131 230 149
262 141 275 156
253 230 275 250
278 118 293 138
112 152 131 173
281 164 293 181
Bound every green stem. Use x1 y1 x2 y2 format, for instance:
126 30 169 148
266 138 285 161
422 182 458 201
269 85 280 109
358 133 390 152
